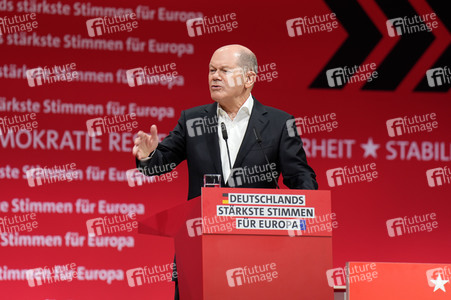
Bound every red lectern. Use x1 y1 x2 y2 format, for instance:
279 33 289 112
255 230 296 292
174 188 333 300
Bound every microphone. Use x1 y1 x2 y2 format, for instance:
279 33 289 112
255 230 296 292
221 122 232 170
253 127 280 189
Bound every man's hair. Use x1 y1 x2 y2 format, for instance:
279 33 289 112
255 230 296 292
238 50 258 74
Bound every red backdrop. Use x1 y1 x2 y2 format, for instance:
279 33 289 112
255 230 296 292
1 0 450 298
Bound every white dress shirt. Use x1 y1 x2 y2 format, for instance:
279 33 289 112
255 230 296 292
217 94 254 183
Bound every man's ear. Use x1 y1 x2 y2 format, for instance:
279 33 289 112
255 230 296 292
245 71 257 88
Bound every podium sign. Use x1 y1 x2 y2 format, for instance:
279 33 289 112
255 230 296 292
202 188 332 236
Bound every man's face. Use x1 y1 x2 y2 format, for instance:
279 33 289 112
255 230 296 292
209 49 245 103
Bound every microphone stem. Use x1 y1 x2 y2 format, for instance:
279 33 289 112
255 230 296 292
225 139 232 170
254 128 280 189
257 140 271 168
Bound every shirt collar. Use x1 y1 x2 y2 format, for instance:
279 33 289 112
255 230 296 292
217 94 254 118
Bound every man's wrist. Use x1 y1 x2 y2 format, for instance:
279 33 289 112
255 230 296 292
139 150 156 161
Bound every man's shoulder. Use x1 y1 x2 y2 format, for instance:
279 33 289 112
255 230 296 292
182 102 216 118
257 100 293 121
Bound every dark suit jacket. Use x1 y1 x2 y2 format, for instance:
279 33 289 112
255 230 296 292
136 96 318 199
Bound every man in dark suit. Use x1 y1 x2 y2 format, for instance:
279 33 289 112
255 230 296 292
132 44 317 299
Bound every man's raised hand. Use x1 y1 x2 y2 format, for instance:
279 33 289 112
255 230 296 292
133 125 159 160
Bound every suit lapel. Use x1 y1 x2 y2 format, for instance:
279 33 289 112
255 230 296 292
233 97 269 169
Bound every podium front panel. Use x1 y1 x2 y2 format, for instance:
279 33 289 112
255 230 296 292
203 234 333 300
